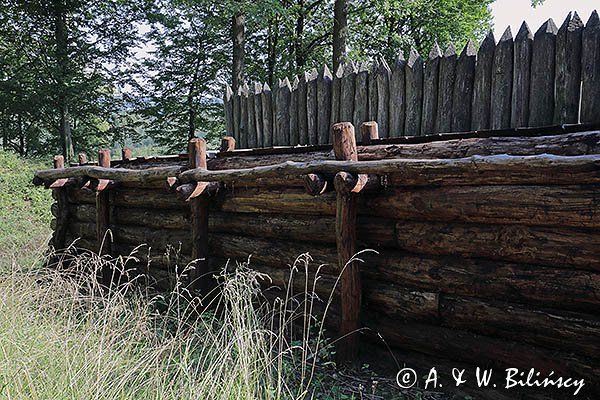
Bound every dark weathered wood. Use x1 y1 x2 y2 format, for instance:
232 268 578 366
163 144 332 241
232 86 241 144
275 78 292 146
224 84 234 136
366 315 596 386
421 43 441 135
440 295 600 359
554 12 584 124
289 76 299 146
529 19 558 126
581 10 600 123
297 73 308 145
471 31 495 131
388 55 405 138
220 136 236 152
96 149 112 287
353 62 369 142
182 153 600 188
340 61 357 124
330 63 343 128
306 69 318 145
404 48 423 136
491 27 514 129
435 44 457 133
51 156 68 250
317 65 333 144
511 22 533 127
302 173 329 196
238 84 248 149
365 184 600 229
261 83 273 147
367 60 379 122
375 59 391 138
394 220 600 271
452 40 476 132
253 83 264 147
332 121 361 366
360 121 378 145
188 138 209 291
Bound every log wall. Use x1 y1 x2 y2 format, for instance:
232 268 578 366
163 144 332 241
43 129 600 398
225 11 600 149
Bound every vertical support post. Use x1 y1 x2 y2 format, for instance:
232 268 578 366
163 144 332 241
360 121 379 145
122 147 133 161
220 136 236 152
78 153 88 165
96 149 112 283
332 122 361 366
189 138 210 292
52 155 68 250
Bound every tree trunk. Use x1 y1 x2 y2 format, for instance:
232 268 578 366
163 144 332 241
332 0 347 72
232 11 245 92
54 0 74 161
295 0 305 70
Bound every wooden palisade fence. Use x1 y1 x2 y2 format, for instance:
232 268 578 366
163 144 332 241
224 11 600 148
36 120 600 398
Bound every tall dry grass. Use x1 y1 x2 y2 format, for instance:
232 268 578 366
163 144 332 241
0 247 339 400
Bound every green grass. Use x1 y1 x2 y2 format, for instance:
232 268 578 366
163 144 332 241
0 151 52 265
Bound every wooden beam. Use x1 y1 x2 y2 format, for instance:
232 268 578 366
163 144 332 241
51 155 68 250
95 150 111 283
188 138 210 293
332 122 362 366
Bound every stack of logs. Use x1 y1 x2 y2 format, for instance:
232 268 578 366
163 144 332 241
37 123 600 398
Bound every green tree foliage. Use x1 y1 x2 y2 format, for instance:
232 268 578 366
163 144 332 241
349 0 494 62
0 0 143 160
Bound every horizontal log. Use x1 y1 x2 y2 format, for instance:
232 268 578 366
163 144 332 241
112 189 186 210
179 154 600 187
395 220 600 271
212 188 337 216
35 165 184 184
67 188 96 204
440 295 600 359
366 315 598 386
362 251 600 312
113 208 190 230
69 204 95 222
365 185 600 228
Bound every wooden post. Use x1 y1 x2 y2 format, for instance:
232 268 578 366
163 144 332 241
254 83 264 148
340 62 357 125
220 136 236 152
491 27 514 129
51 155 68 250
332 122 361 366
353 62 369 141
436 44 457 134
78 153 88 165
389 56 406 138
404 48 423 136
188 138 210 292
511 22 533 128
224 84 234 137
529 19 558 127
261 83 273 147
360 121 379 145
422 43 441 135
306 69 318 145
554 12 583 124
317 65 333 144
290 76 300 146
452 40 476 132
367 60 379 122
581 10 600 123
121 147 133 161
471 30 495 131
376 59 391 138
96 149 112 283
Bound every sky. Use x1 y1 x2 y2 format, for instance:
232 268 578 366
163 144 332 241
491 0 598 37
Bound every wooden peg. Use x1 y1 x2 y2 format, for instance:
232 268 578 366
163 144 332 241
122 147 133 161
220 136 236 152
360 121 379 145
